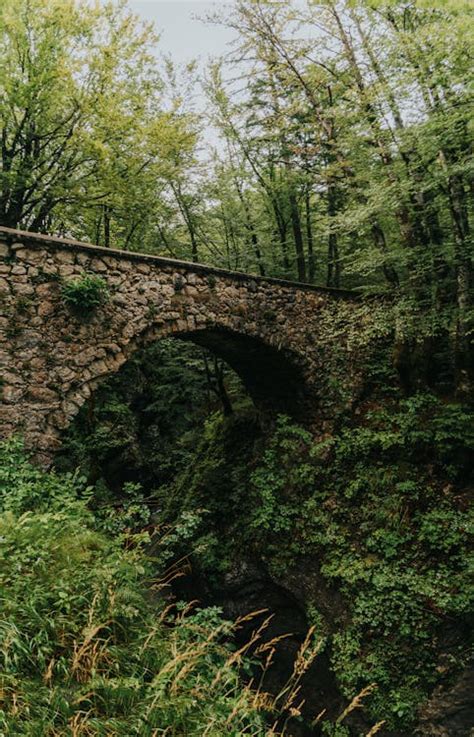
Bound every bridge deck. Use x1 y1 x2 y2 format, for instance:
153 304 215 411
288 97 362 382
0 226 357 298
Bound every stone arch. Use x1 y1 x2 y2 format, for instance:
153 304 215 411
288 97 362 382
62 320 310 434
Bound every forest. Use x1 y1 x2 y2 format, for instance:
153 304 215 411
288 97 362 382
0 1 473 736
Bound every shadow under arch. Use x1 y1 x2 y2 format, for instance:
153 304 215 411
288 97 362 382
54 324 309 486
172 327 308 418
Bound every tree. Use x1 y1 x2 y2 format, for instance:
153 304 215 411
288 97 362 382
209 0 472 390
0 0 196 250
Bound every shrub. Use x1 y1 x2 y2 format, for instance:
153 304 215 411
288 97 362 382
162 397 474 731
61 273 109 315
0 439 274 736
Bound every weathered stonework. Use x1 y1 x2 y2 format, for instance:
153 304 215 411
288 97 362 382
0 227 362 462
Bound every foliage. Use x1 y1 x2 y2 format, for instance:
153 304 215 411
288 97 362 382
0 0 197 249
61 273 109 315
2 0 474 733
0 438 279 736
203 0 472 392
251 402 473 728
56 338 249 490
163 397 474 731
1 0 472 388
1 438 383 736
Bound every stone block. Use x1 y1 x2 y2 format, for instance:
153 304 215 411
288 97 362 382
28 386 57 403
136 263 151 274
58 264 76 277
90 257 108 272
56 250 75 264
14 283 34 296
38 301 56 317
3 385 24 403
76 253 91 266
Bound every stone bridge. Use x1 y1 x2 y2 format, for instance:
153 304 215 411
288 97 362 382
0 227 369 462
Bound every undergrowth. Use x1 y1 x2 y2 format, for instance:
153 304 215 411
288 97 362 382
0 438 271 736
61 274 109 316
0 439 382 736
162 394 474 732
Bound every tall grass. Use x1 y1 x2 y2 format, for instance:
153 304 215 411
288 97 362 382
0 439 380 736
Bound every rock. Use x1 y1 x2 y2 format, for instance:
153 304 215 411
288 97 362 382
89 359 108 376
76 253 91 266
28 386 57 403
14 283 35 296
56 250 75 264
2 385 24 403
90 257 108 272
136 263 151 274
38 301 56 317
58 264 76 277
418 663 474 737
36 283 57 298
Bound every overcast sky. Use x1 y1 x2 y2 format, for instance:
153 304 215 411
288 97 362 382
128 1 236 64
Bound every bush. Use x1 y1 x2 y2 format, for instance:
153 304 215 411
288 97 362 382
61 273 109 315
162 397 474 731
0 440 274 736
248 401 474 729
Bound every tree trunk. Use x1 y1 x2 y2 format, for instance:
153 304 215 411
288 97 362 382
371 221 400 288
289 188 306 281
305 187 315 282
235 179 265 276
326 181 340 288
272 203 290 273
448 172 473 393
103 204 111 247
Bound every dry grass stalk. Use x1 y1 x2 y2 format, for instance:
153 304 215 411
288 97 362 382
169 644 212 694
11 691 19 716
255 648 276 694
150 556 190 589
235 608 270 627
249 688 275 713
255 631 292 656
336 683 377 724
71 631 111 682
365 720 386 736
222 614 273 668
43 656 55 685
139 624 161 654
68 710 97 737
273 625 323 710
1 689 20 716
69 592 114 681
311 707 327 726
207 610 273 692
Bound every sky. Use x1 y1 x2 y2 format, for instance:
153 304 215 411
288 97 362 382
127 1 237 64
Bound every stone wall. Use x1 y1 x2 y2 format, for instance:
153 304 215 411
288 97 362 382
0 227 361 462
